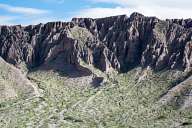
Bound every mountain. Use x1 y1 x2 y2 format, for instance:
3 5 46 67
0 12 191 73
0 12 191 127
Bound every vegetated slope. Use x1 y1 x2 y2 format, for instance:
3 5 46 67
0 57 39 101
0 66 192 127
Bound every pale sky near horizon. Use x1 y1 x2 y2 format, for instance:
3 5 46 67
0 0 192 25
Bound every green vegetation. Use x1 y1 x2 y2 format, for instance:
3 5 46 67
0 66 192 127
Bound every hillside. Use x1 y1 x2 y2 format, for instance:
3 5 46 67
0 57 39 101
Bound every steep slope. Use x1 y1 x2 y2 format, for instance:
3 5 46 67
0 57 39 101
0 12 191 73
160 74 192 109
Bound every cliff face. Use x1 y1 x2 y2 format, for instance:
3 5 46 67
0 12 192 72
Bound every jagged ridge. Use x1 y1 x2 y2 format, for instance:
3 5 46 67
0 12 191 72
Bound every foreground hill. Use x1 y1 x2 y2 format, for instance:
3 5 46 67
0 66 191 127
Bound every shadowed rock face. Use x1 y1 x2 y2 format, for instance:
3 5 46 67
0 12 192 72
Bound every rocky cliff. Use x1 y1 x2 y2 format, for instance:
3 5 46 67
0 12 191 72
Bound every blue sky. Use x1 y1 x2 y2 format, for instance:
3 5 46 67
0 0 192 25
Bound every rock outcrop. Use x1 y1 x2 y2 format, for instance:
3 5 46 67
0 12 191 72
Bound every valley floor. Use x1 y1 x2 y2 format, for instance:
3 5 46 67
0 65 192 128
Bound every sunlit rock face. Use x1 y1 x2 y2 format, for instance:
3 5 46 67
0 12 191 72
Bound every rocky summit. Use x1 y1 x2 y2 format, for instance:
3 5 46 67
0 13 192 127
